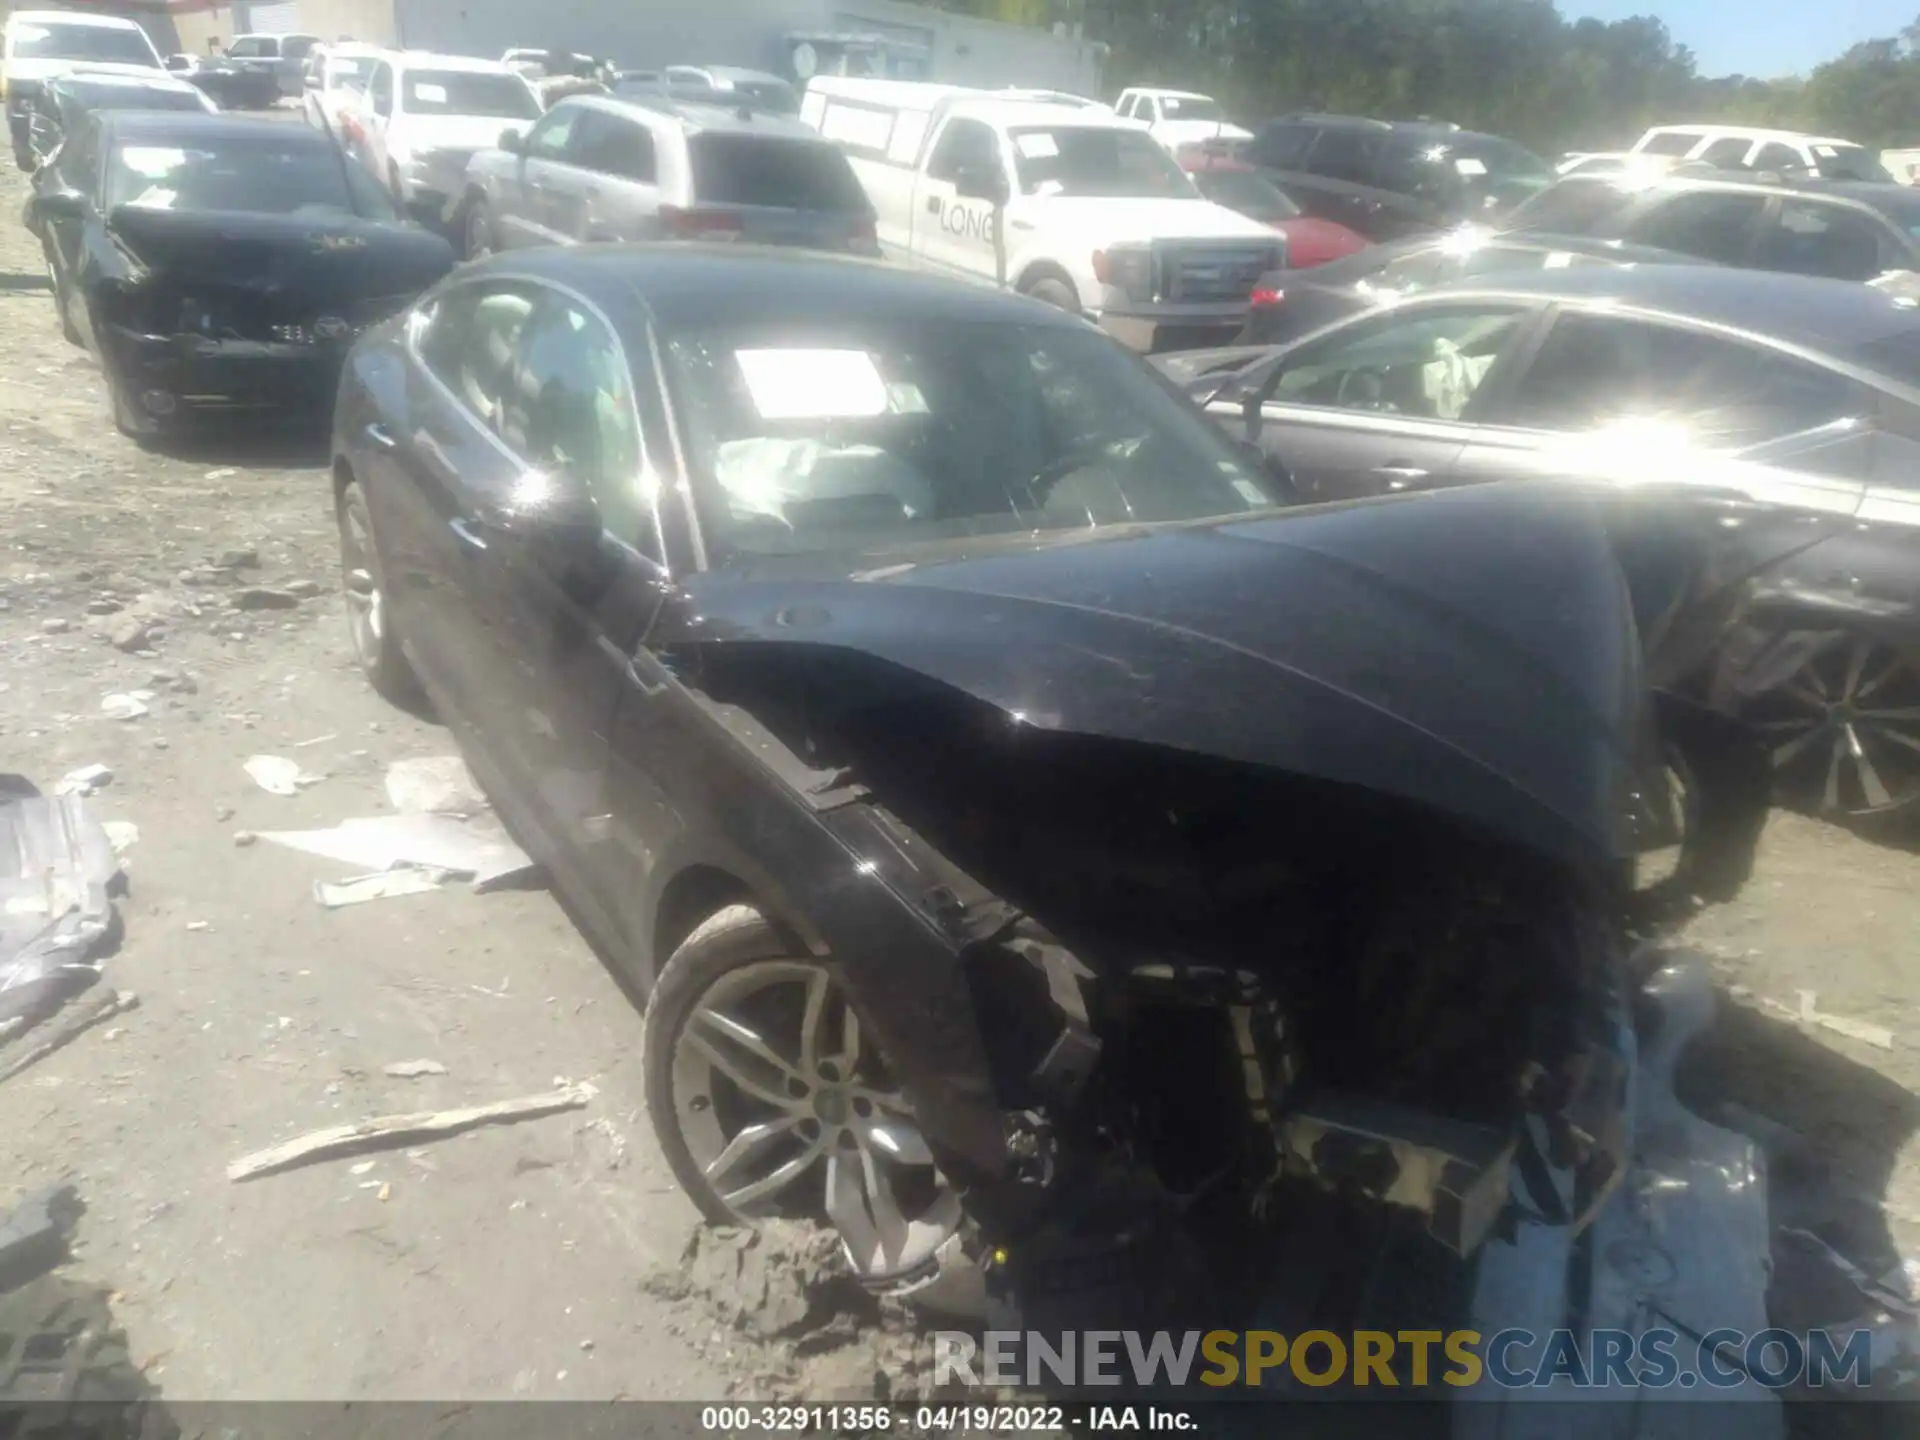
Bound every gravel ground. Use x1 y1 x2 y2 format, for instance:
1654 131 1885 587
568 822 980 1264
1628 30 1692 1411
0 148 1916 1410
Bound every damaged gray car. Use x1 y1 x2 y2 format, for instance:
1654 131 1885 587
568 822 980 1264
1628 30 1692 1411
331 244 1833 1423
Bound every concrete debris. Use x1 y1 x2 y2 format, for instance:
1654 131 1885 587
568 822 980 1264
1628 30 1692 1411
232 588 301 612
383 1059 448 1078
315 867 452 909
0 1183 83 1290
226 1083 595 1181
86 598 122 615
108 616 161 653
216 547 259 570
100 693 149 721
385 756 487 817
40 617 71 634
102 822 139 857
1 989 139 1084
53 764 112 798
255 813 535 892
243 755 322 796
664 1221 860 1341
0 783 121 1029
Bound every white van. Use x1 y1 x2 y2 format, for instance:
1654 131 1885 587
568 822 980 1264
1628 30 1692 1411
4 9 163 169
801 77 1283 350
1628 125 1890 181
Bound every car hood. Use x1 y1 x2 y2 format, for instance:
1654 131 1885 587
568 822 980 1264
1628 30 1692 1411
676 482 1645 873
395 113 532 155
105 205 456 298
7 58 161 84
1015 193 1280 244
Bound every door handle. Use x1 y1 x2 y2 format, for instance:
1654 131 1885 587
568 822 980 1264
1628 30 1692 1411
448 516 490 551
925 195 942 214
1372 463 1429 490
364 422 397 451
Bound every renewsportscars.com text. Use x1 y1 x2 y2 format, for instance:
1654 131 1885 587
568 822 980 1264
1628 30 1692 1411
932 1328 1874 1390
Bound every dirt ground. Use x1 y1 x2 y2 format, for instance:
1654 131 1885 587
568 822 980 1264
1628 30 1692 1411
0 145 1917 1410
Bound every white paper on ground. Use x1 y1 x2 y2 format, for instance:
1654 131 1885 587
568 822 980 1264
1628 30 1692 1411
256 813 535 891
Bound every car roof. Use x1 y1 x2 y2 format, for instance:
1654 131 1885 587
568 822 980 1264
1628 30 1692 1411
472 244 1091 333
1416 263 1920 351
101 111 330 144
395 49 519 74
576 93 817 138
1133 87 1210 99
10 9 144 28
1645 123 1859 146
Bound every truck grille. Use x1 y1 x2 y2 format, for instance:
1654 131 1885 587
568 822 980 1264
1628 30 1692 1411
1162 245 1280 304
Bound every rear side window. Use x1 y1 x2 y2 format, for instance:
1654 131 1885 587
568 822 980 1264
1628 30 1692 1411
1752 200 1891 282
571 108 656 183
1751 142 1803 172
1638 131 1699 157
1249 122 1313 170
691 134 869 212
1697 136 1751 168
1505 177 1634 234
1625 191 1766 262
1304 127 1379 182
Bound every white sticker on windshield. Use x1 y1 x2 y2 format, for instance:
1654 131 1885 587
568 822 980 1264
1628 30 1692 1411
736 349 889 420
1812 144 1837 157
1015 131 1060 159
412 82 448 104
118 147 187 178
1453 157 1488 176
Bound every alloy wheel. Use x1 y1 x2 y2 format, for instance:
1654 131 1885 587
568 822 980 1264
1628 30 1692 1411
1749 632 1920 816
667 959 962 1283
340 500 384 666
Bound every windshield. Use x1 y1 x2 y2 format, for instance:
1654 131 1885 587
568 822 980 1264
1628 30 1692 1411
1009 126 1197 199
1193 167 1298 221
1159 96 1222 121
107 137 395 218
10 22 157 66
1813 144 1893 182
664 320 1281 559
403 70 540 119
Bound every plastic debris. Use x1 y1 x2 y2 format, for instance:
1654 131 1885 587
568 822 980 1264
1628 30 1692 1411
383 1059 448 1078
226 1083 595 1181
385 756 488 816
256 813 535 892
0 783 121 1029
53 764 112 797
315 867 451 909
244 755 322 796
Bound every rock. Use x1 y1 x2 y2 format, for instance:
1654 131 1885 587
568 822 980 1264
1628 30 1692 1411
233 588 299 612
285 579 324 599
109 616 158 652
216 547 260 571
214 805 235 822
233 831 256 847
673 1220 860 1341
40 617 71 635
86 598 122 616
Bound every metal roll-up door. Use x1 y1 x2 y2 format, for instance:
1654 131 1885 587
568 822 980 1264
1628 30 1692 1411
239 1 305 34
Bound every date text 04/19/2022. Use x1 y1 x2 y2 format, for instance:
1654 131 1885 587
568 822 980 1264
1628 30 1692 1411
697 1405 1199 1433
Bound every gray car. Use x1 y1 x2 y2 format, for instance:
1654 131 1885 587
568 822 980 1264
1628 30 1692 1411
457 93 877 259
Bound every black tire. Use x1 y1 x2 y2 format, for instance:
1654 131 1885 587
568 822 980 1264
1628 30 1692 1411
100 359 158 447
0 1275 176 1439
642 904 800 1228
464 196 494 261
1022 273 1081 313
336 479 424 705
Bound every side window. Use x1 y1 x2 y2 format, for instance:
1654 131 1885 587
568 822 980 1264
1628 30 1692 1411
499 293 653 553
1626 191 1766 262
1115 94 1136 118
1259 306 1530 421
1304 127 1379 183
1751 142 1803 173
1249 122 1314 171
228 37 262 58
525 103 582 160
1697 136 1751 169
1638 131 1699 157
1503 313 1856 445
426 283 538 429
1753 200 1891 282
924 117 999 183
570 109 656 183
368 62 392 117
1140 97 1161 123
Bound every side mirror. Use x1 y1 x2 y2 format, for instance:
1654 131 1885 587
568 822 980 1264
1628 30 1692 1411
498 126 525 154
953 162 1008 205
34 190 86 222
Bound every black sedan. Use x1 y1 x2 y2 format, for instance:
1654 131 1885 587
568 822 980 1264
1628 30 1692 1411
1218 228 1700 347
26 112 456 440
331 244 1800 1358
1162 263 1920 818
20 69 215 170
167 53 282 111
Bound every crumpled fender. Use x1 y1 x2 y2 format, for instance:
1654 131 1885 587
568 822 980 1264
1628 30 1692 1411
676 482 1646 875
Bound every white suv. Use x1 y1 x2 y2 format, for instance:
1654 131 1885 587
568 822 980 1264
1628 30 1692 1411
4 9 162 168
1629 125 1891 181
354 51 543 221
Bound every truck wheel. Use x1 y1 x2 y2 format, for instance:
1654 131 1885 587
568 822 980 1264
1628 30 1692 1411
1022 274 1082 314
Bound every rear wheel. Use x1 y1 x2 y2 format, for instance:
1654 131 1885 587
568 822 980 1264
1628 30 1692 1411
1747 630 1920 818
337 479 423 705
1022 274 1081 313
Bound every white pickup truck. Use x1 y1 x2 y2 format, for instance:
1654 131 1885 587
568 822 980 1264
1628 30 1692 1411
801 77 1283 350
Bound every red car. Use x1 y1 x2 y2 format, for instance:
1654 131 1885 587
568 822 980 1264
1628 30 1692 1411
1179 151 1369 268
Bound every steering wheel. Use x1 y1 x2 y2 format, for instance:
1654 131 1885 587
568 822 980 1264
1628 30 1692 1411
1334 365 1392 411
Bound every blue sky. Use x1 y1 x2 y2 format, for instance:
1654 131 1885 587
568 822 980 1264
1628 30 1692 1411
1566 0 1913 78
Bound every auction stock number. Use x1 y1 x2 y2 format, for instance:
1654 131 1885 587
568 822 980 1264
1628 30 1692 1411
700 1405 1068 1434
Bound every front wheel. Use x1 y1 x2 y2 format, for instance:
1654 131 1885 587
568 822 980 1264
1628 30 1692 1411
642 905 964 1290
1022 274 1081 313
1745 629 1920 819
337 478 423 704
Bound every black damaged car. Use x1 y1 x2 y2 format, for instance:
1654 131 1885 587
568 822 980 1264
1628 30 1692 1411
330 246 1804 1410
26 112 456 441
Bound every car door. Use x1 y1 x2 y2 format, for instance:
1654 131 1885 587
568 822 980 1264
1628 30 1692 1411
913 115 1004 281
1619 188 1769 266
494 102 583 247
1220 300 1542 502
550 105 659 241
476 283 675 927
1462 306 1877 516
